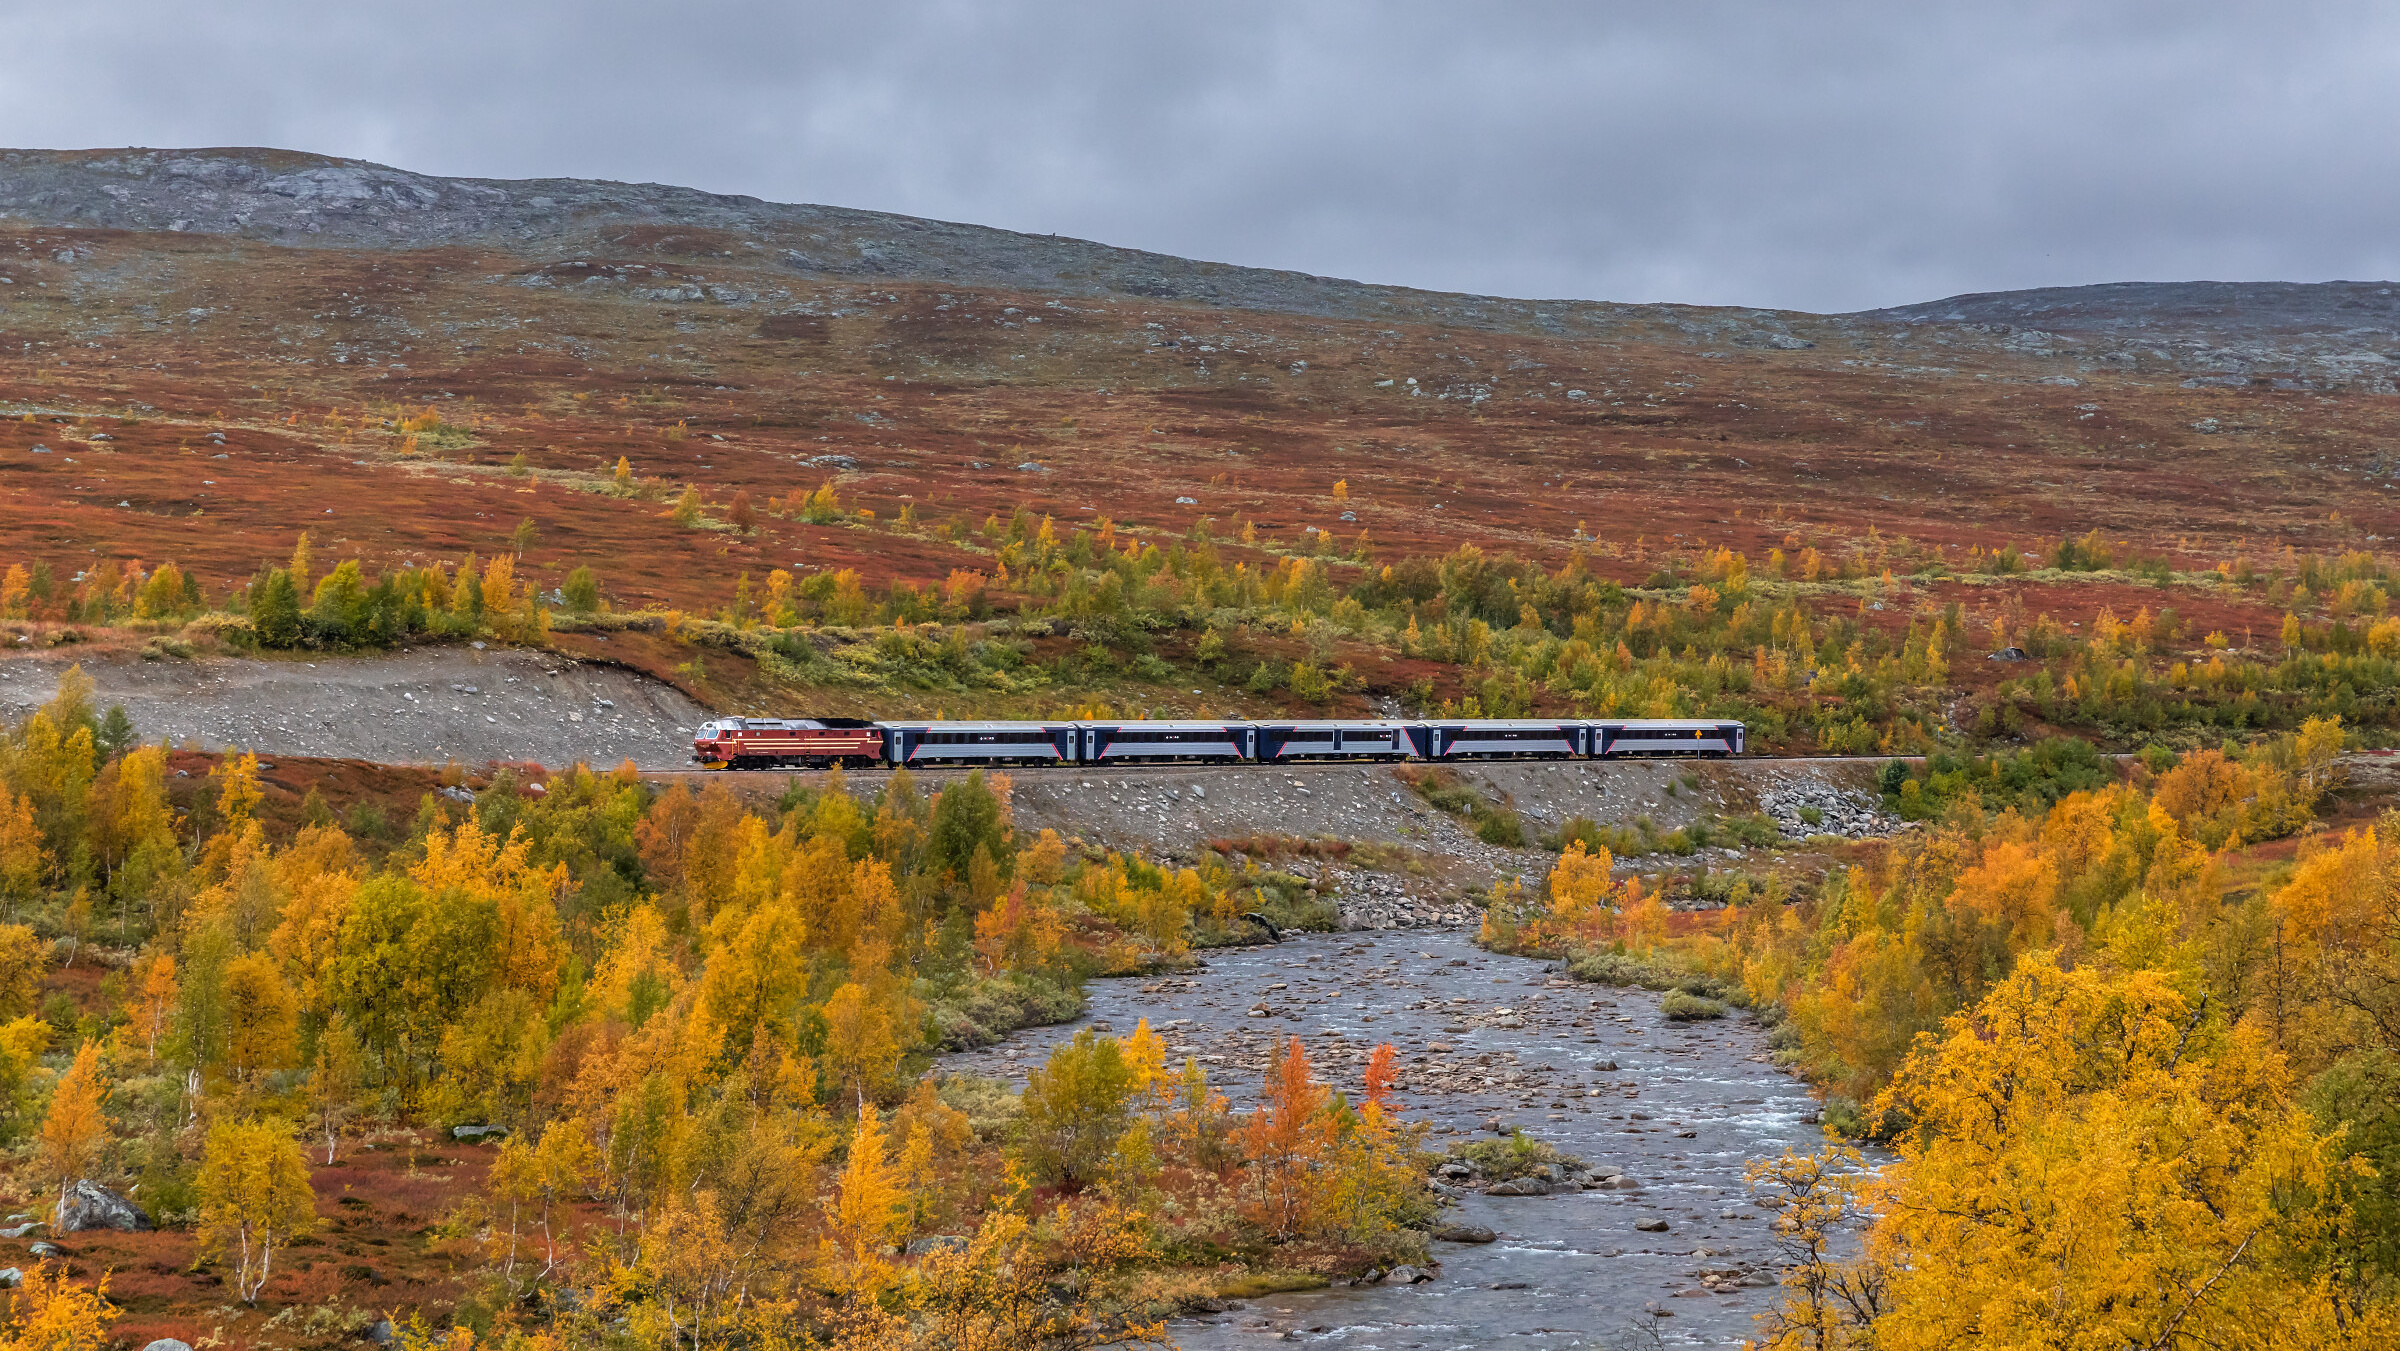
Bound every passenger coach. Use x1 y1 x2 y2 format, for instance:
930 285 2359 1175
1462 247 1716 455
1409 719 1590 760
1078 721 1253 764
882 721 1075 766
1256 720 1414 762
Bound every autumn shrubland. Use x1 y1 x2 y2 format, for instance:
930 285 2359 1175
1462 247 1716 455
0 675 1443 1348
25 498 2400 757
1477 713 2400 1346
11 197 2400 753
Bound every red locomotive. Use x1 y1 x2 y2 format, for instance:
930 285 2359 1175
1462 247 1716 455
691 717 883 769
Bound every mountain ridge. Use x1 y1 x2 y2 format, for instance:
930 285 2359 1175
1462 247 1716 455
8 146 2395 357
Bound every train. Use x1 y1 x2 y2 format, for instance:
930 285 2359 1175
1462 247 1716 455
691 716 1744 770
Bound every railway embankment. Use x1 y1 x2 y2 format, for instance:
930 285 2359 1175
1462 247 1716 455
1 649 1898 927
0 646 708 770
678 756 1895 927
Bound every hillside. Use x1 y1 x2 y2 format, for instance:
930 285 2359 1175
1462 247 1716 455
3 147 2399 755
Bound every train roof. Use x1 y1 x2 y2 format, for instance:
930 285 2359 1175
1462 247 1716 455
879 720 1247 731
707 717 875 730
877 720 1071 731
1424 719 1584 730
856 716 1739 730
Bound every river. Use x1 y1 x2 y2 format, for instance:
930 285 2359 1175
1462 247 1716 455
941 927 1825 1349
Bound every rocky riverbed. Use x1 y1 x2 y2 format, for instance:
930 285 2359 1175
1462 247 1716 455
942 927 1826 1348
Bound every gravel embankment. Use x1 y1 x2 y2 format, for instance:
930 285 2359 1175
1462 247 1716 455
0 648 708 770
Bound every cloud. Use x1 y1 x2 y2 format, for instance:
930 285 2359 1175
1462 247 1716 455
5 0 2397 310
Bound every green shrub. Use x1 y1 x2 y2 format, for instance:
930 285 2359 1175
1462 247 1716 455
1661 989 1728 1021
563 566 602 613
1474 809 1526 847
1564 950 1679 989
1684 868 1789 909
1444 1132 1590 1182
927 973 1085 1049
1017 1030 1136 1187
935 1073 1024 1141
1676 973 1749 1006
1217 1272 1330 1299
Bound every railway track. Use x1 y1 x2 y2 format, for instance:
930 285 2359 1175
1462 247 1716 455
638 752 1918 784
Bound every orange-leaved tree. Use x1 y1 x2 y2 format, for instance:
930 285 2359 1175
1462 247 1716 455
1240 1036 1328 1241
37 1040 108 1215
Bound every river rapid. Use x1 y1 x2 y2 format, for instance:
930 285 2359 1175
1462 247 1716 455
941 927 1824 1349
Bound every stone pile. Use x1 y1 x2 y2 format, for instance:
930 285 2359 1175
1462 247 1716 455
1327 869 1479 930
1431 1156 1629 1196
1756 777 1906 839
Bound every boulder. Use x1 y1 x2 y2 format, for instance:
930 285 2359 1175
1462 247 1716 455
1433 1223 1497 1244
903 1235 967 1257
365 1319 400 1347
1635 1218 1671 1233
142 1341 196 1351
0 1224 37 1239
0 1270 17 1289
54 1181 152 1234
26 1242 60 1259
1386 1264 1431 1284
451 1125 508 1141
1484 1177 1546 1196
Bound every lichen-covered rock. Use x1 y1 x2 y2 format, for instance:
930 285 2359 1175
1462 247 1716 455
54 1181 152 1234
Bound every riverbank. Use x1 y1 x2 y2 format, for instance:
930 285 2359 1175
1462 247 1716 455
942 927 1819 1348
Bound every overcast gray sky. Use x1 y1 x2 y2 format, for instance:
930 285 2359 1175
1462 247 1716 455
6 1 2397 312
